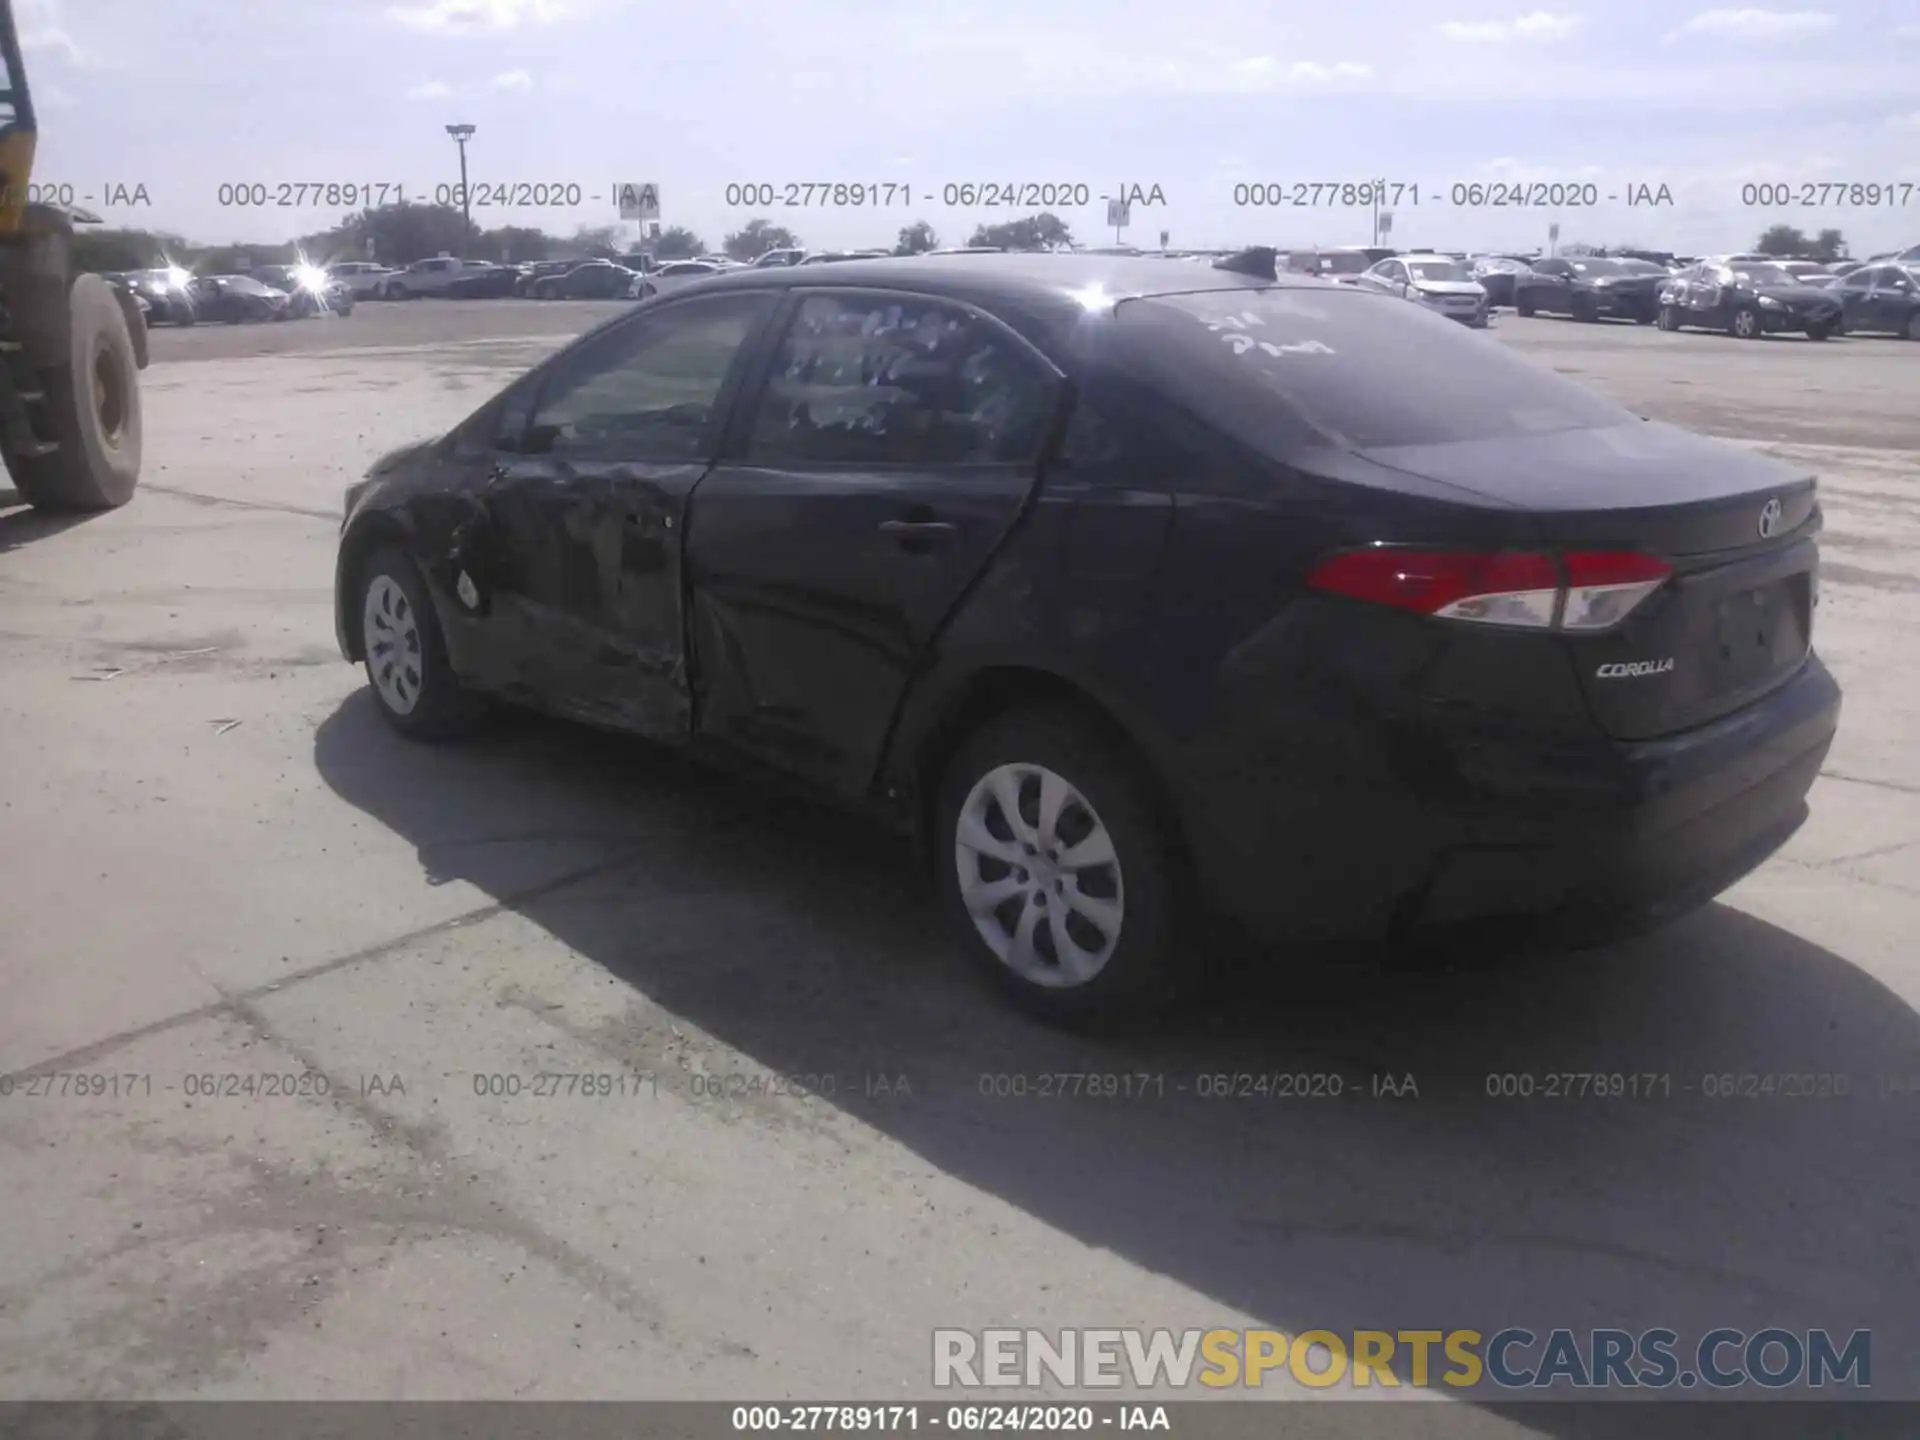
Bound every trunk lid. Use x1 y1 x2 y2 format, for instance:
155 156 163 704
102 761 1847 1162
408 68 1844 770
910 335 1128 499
1359 422 1820 740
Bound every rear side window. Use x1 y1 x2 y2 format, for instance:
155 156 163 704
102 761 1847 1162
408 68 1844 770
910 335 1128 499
1125 287 1634 450
743 293 1059 465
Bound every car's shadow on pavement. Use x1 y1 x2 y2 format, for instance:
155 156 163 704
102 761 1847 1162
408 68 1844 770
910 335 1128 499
313 693 1920 1427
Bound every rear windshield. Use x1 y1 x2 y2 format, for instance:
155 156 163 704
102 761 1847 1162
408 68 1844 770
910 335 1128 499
1315 252 1371 275
1123 287 1634 450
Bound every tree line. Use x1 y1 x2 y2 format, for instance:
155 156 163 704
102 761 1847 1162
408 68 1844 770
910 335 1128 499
70 202 1083 274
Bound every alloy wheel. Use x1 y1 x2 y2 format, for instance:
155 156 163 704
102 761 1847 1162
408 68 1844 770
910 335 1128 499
953 762 1125 988
363 574 424 715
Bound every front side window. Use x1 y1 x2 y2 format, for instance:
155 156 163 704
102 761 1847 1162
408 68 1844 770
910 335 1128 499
742 293 1059 466
522 292 774 460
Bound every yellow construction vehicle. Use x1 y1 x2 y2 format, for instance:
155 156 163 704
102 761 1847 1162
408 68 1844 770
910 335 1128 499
0 3 147 512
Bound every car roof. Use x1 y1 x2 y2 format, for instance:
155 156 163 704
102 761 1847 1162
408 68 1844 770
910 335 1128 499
633 253 1308 359
685 252 1299 302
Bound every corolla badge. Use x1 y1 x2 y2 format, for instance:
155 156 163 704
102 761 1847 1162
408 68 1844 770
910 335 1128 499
1758 497 1783 538
1596 659 1675 679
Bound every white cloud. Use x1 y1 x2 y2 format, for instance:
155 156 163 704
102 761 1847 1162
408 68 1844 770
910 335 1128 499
15 0 103 66
1440 12 1581 42
1890 112 1920 130
1665 9 1838 40
1231 57 1373 83
406 80 454 99
387 0 572 33
869 22 1369 100
491 69 534 89
1895 22 1920 37
1357 53 1913 108
1282 60 1374 81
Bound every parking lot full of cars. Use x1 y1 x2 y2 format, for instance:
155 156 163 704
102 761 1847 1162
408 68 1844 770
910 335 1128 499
99 240 1920 343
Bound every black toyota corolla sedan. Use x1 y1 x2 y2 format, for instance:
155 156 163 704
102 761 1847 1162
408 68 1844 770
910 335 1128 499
334 250 1841 1026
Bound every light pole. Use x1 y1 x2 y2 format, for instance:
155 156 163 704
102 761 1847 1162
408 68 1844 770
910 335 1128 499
445 123 475 252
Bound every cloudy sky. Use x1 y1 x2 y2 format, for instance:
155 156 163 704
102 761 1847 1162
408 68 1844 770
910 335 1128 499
17 0 1920 257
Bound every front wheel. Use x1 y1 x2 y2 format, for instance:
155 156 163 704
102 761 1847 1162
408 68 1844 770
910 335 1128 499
1658 304 1680 331
1514 293 1536 318
937 706 1186 1028
1731 305 1763 339
355 546 488 741
1805 320 1835 341
1906 313 1920 341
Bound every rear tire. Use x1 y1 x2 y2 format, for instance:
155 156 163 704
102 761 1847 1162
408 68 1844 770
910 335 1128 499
8 274 142 513
1658 304 1680 331
1514 293 1535 318
355 546 488 741
936 705 1188 1029
1805 320 1835 341
1906 313 1920 341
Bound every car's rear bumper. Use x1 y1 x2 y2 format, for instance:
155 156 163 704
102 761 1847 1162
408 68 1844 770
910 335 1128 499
1187 654 1841 947
1598 292 1660 319
1767 309 1840 332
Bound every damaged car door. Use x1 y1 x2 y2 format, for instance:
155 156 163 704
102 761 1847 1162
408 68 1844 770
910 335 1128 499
683 289 1063 796
450 291 779 735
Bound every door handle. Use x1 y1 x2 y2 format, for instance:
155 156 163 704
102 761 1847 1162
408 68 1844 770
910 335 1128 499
880 518 958 554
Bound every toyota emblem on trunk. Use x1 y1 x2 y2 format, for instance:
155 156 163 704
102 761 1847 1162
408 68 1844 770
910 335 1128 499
1758 498 1783 538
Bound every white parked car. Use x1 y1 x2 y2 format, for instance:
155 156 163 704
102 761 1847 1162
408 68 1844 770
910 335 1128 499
329 262 397 299
378 257 495 300
1356 254 1490 327
633 259 726 298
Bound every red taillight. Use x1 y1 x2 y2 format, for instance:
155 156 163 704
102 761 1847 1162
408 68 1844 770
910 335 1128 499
1305 547 1671 631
